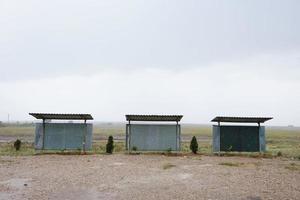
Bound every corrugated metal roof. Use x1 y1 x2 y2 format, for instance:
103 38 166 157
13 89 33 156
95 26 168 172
126 115 183 122
29 113 93 120
211 116 272 123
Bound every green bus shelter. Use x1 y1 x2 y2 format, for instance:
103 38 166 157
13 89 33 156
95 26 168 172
125 115 183 151
30 113 93 151
211 116 272 152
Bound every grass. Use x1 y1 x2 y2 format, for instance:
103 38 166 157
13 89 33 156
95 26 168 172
92 141 125 154
219 162 243 167
219 161 262 167
0 142 35 156
265 128 300 158
0 158 14 163
0 126 34 137
285 163 300 171
181 141 211 154
0 141 126 156
163 163 176 170
215 151 275 159
219 162 261 167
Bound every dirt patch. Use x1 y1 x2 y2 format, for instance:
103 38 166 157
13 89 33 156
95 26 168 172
0 154 299 200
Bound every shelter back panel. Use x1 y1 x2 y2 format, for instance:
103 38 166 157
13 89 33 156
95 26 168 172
129 124 179 151
220 126 259 152
35 123 92 150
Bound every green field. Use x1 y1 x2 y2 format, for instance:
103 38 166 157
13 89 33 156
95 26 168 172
0 123 299 159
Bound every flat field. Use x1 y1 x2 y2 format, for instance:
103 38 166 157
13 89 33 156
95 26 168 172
0 123 299 158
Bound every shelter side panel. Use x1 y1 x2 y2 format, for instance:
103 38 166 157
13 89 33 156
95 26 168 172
129 124 178 151
259 126 266 152
212 125 220 152
85 124 93 150
34 123 44 150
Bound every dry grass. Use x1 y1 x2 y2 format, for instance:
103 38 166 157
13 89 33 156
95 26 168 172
162 163 176 170
0 142 35 156
285 163 300 171
219 162 244 167
219 161 264 168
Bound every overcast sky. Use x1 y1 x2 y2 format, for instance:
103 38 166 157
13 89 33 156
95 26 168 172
0 0 299 125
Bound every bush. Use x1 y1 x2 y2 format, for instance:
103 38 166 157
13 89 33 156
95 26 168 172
277 151 282 157
190 136 198 154
14 139 21 151
132 146 137 151
106 136 114 154
166 147 172 153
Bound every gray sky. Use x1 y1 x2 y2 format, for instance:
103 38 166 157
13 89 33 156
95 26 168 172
0 0 299 125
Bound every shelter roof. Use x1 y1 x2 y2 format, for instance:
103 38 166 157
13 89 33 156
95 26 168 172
29 113 93 120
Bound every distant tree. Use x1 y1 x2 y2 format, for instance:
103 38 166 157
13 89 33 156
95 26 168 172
14 139 21 151
106 136 114 154
190 136 199 154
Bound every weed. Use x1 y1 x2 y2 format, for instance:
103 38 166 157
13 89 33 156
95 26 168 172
285 163 300 171
166 147 172 154
163 163 176 170
277 151 282 157
219 162 243 167
132 146 137 151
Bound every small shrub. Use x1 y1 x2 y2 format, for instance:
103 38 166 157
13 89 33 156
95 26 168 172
277 151 282 157
190 136 198 154
227 145 233 151
14 139 21 151
132 146 137 151
166 147 172 153
106 136 114 154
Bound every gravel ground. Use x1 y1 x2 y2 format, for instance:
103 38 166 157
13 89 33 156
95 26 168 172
0 154 299 200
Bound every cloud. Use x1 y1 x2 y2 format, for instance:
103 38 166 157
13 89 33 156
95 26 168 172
0 0 299 80
0 52 299 125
